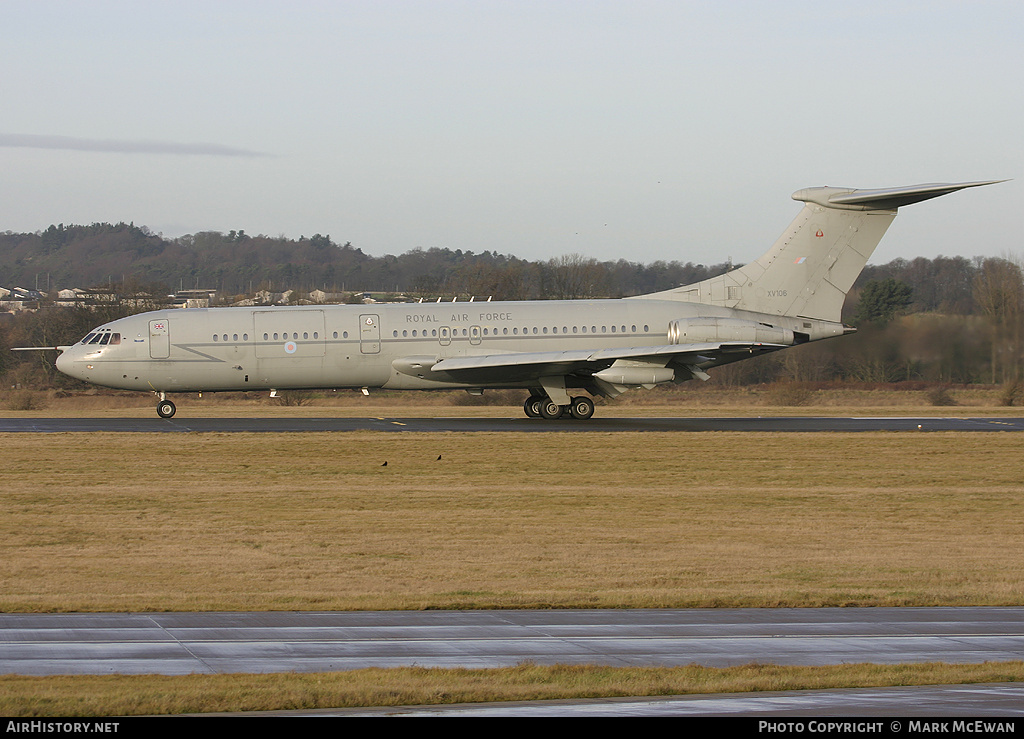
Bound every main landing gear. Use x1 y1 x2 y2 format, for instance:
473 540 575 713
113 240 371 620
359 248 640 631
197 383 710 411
523 394 595 420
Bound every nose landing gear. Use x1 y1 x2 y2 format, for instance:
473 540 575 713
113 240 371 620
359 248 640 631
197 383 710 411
155 393 176 419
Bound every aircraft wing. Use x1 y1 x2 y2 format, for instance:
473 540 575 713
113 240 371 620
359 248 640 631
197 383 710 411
428 341 785 385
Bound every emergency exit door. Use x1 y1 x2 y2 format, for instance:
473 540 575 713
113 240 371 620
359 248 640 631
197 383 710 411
359 314 380 354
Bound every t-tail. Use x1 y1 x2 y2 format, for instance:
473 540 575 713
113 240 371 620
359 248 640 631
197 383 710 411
639 181 1005 323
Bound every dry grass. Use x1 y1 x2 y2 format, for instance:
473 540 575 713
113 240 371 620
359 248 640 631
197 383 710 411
2 662 1023 716
3 431 1023 612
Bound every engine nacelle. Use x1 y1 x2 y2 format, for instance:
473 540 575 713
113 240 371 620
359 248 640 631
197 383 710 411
668 317 794 345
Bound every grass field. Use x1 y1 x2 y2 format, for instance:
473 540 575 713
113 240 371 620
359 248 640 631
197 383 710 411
3 395 1023 714
3 430 1022 611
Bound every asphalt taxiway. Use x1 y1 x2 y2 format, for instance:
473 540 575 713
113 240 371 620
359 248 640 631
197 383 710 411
5 608 1023 716
4 607 1023 676
1 416 1022 432
303 684 1024 716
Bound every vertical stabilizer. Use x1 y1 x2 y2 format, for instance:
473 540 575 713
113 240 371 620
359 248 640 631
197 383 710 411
638 181 1003 323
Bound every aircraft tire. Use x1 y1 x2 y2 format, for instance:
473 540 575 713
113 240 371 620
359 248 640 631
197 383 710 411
156 400 176 419
539 400 564 420
523 395 543 418
570 396 595 420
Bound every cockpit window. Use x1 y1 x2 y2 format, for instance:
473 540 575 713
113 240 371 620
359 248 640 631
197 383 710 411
82 331 120 345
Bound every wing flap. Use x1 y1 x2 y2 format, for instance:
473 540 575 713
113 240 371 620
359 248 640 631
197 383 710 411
431 341 785 377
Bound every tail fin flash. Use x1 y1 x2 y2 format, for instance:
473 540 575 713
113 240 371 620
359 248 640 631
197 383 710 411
644 180 1005 323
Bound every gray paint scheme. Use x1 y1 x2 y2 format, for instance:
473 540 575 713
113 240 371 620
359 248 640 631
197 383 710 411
52 181 1002 417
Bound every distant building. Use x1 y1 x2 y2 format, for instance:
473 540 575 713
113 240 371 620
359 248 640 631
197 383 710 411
0 286 44 312
168 289 217 309
54 287 151 308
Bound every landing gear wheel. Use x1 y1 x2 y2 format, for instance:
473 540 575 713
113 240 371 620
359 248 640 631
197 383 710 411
539 400 565 420
570 396 595 420
524 395 544 418
157 400 176 419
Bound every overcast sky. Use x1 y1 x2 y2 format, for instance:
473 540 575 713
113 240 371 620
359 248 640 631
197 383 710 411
2 1 1021 266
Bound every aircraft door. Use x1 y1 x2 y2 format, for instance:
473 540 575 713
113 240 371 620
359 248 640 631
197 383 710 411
359 314 380 354
439 326 451 346
149 319 169 359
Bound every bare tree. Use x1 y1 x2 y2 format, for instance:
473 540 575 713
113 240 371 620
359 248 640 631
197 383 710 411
545 253 609 300
973 255 1024 383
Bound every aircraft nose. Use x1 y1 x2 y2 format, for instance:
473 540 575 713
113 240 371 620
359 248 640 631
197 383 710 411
55 347 81 380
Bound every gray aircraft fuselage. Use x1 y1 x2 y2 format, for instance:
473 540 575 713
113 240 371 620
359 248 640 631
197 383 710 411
55 298 839 395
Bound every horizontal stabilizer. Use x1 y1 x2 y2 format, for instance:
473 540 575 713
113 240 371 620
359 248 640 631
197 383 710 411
793 180 1007 211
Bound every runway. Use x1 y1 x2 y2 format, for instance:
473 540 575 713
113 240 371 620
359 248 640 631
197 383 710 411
5 608 1024 716
1 416 1023 433
306 684 1024 717
4 608 1023 676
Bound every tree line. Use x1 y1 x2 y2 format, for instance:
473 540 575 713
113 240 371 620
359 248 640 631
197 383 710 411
1 223 730 299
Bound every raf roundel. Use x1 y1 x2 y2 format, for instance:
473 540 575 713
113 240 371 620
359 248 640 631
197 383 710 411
284 340 298 354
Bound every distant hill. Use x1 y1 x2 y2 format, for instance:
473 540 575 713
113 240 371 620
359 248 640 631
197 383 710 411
0 222 732 300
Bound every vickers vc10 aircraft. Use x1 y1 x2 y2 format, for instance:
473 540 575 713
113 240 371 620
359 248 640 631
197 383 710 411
46 181 1000 419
